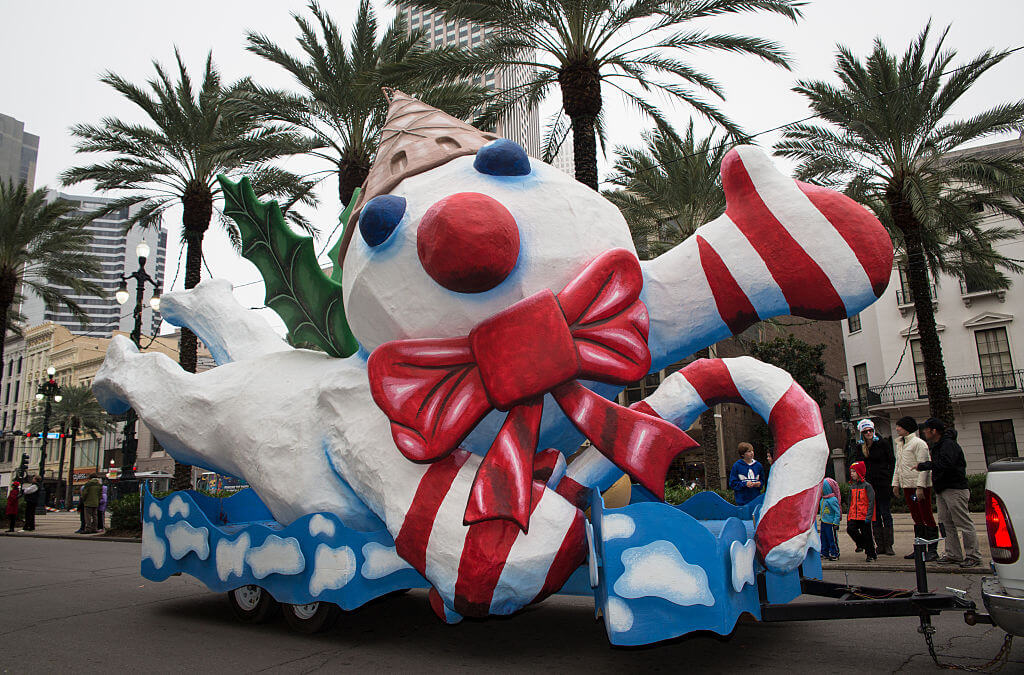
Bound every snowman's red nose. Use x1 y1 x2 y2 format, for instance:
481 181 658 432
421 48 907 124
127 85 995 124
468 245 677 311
417 192 520 293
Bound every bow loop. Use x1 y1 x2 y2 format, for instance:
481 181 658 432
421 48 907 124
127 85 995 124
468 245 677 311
368 338 491 462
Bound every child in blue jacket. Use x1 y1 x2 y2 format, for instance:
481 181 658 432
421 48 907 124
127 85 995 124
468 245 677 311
728 442 764 506
820 477 841 560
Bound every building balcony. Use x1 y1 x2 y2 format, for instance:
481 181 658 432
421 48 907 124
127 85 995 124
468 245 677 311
895 283 937 316
867 369 1024 407
958 279 1007 307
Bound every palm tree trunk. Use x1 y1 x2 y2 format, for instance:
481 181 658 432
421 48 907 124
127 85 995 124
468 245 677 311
339 160 370 208
65 426 78 509
0 272 17 394
559 66 601 191
893 202 955 426
173 182 214 491
56 429 67 508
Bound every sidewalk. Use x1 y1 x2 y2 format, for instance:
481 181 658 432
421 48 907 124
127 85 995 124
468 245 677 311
823 512 989 574
0 510 139 542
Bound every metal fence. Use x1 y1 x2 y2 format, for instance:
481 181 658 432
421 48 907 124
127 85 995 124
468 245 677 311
868 369 1024 405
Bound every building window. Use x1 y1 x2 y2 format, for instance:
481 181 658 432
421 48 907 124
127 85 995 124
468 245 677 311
3 383 8 405
853 363 869 403
975 327 1014 391
847 314 861 333
16 356 21 373
13 381 19 402
896 267 935 305
910 340 928 399
981 419 1019 465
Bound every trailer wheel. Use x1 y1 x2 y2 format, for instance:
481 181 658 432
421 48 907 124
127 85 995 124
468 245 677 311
227 585 280 624
282 601 340 634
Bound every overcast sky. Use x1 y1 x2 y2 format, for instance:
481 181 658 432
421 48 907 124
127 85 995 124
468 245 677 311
3 0 1023 336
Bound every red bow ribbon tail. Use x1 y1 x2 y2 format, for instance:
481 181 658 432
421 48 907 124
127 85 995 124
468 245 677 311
552 381 698 500
463 401 544 532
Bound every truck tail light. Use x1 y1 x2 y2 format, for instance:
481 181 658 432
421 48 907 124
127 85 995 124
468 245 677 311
986 490 1020 564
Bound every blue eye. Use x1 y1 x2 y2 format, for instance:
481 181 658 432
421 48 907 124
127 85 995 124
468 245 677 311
473 139 531 177
359 195 406 247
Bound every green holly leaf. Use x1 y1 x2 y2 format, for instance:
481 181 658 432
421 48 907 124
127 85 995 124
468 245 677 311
218 175 358 358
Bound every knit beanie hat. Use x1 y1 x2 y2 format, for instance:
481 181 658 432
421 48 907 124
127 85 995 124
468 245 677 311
856 418 874 433
850 461 867 481
895 416 917 433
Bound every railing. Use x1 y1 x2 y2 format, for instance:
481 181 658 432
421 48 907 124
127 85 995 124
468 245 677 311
868 369 1024 405
895 283 937 306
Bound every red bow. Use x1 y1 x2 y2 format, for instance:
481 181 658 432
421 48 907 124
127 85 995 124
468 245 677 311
368 249 696 531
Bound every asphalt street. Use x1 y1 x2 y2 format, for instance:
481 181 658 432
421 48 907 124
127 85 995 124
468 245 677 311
0 538 1020 673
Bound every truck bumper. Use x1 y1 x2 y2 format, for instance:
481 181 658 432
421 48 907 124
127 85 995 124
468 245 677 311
982 576 1024 636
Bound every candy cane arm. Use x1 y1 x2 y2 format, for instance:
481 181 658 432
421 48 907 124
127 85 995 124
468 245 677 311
642 145 893 372
563 356 825 573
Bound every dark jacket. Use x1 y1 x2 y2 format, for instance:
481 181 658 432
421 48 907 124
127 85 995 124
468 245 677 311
728 459 765 506
917 430 969 493
858 437 895 488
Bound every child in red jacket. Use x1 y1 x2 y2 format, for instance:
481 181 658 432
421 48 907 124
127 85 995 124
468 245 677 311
848 462 877 562
5 482 20 532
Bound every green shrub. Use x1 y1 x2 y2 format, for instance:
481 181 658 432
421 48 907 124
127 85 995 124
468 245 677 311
664 483 735 505
109 494 142 532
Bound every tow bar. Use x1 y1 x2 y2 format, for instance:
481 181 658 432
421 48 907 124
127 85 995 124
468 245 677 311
758 538 1013 671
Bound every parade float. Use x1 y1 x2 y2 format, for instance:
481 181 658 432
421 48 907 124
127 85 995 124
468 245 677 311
92 91 974 644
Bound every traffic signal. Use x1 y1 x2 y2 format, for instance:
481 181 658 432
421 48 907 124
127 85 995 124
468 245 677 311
16 452 29 479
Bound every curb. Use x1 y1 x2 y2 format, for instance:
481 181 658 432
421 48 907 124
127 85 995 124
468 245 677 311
0 531 140 543
823 561 987 575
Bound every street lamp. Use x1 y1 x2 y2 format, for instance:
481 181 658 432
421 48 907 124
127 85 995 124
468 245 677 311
115 240 161 484
35 365 62 482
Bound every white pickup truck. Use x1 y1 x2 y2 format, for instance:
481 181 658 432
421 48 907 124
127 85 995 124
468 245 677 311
981 457 1024 635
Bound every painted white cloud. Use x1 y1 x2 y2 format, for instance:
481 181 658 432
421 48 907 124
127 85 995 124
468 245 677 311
730 539 757 593
216 533 250 582
167 495 190 519
585 520 599 588
147 502 162 521
166 521 210 561
614 540 714 607
142 521 166 568
308 514 336 539
602 514 636 541
605 596 634 634
361 542 411 579
246 535 305 579
310 544 357 596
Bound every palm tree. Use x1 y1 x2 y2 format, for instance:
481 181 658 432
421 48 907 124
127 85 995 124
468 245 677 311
774 23 1024 426
62 50 318 490
0 181 104 390
396 0 802 190
242 0 491 207
604 122 729 487
28 384 113 508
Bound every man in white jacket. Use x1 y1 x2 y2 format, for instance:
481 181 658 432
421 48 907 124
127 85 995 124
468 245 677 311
891 416 937 561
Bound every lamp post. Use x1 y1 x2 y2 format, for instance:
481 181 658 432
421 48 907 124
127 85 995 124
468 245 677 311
838 388 854 466
36 365 63 479
115 241 161 487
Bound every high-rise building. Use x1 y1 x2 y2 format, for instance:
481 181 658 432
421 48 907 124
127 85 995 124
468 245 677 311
397 4 541 158
0 113 39 191
20 192 167 337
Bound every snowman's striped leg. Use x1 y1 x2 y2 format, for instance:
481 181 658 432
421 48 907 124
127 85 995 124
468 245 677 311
642 145 893 371
394 449 585 620
561 356 825 573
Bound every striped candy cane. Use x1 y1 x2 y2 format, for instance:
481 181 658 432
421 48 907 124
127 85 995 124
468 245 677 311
560 356 826 573
643 145 893 371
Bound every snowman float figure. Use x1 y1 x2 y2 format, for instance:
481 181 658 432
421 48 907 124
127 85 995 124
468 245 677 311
94 90 893 644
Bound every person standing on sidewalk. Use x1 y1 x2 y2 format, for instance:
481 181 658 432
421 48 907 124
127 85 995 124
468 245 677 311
728 442 765 506
917 418 980 568
81 474 101 534
97 481 108 532
21 475 40 532
856 419 895 555
819 477 842 560
5 482 19 532
847 462 877 562
892 416 938 561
